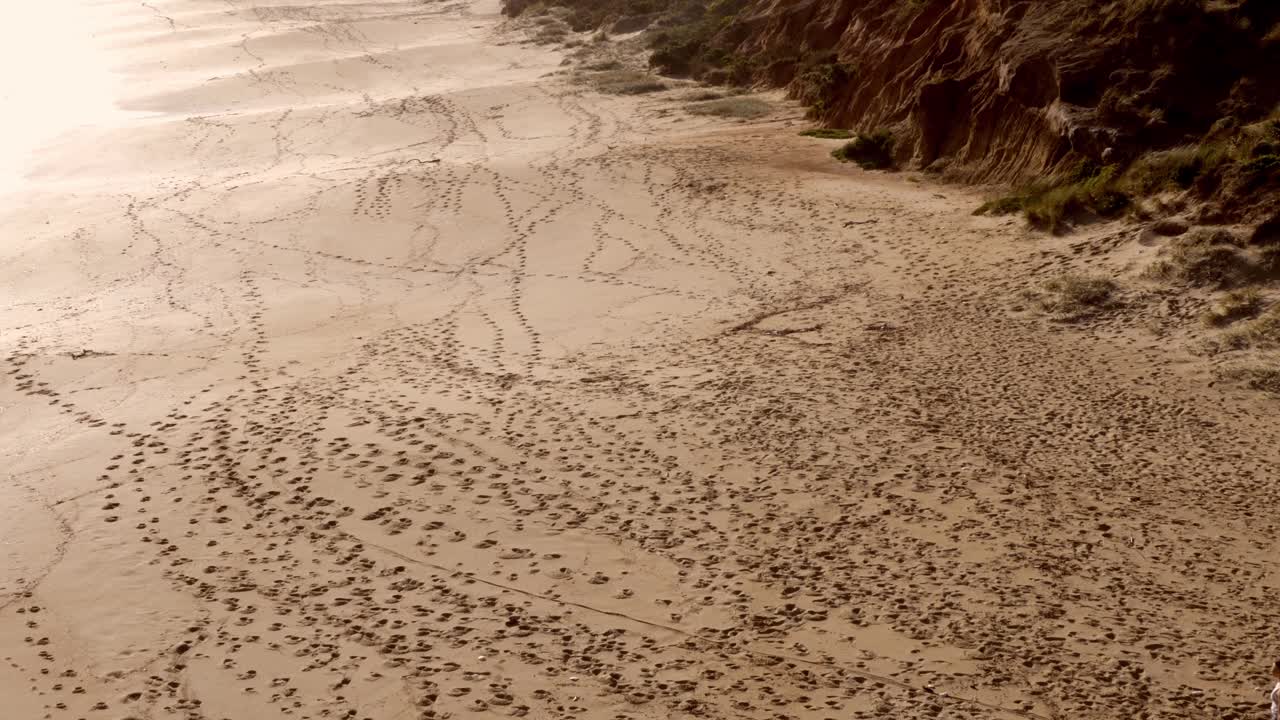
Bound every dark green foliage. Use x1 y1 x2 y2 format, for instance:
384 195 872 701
793 58 854 113
831 130 895 170
798 128 854 139
1241 154 1280 187
645 0 753 79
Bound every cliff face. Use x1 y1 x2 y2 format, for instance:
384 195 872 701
505 0 1279 215
710 0 1280 182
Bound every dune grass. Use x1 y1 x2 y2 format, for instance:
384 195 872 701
799 128 854 139
686 96 771 119
975 162 1128 233
1217 365 1280 393
1202 288 1265 327
1028 273 1118 319
1217 305 1280 351
588 69 668 94
976 117 1280 233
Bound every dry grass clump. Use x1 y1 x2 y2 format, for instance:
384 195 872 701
1144 243 1249 287
529 15 572 43
682 88 725 102
1142 227 1278 288
587 69 668 94
1123 143 1231 195
686 96 771 119
1028 273 1118 319
1202 288 1265 327
1216 365 1280 394
975 162 1128 233
976 117 1280 234
1216 305 1280 351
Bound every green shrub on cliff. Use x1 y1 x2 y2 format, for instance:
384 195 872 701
831 130 895 170
794 59 854 114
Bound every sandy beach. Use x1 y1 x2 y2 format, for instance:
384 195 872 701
2 1 1279 719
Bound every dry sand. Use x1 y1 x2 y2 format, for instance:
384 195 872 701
2 1 1279 719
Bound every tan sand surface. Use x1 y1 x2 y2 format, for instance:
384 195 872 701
3 1 1280 719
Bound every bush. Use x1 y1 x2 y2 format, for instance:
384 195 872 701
1216 366 1280 394
686 97 772 119
973 195 1028 216
533 22 570 43
1144 228 1256 288
683 88 725 101
799 128 854 139
1029 273 1118 318
1202 289 1265 326
1241 153 1280 187
1146 244 1250 288
645 0 752 79
831 130 895 170
975 162 1129 233
1123 143 1231 194
1031 166 1129 232
1217 305 1280 350
588 69 668 94
793 59 854 114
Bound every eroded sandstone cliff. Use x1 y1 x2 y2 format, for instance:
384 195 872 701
507 0 1279 221
709 0 1279 182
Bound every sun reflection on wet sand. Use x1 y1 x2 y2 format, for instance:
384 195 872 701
0 1 137 193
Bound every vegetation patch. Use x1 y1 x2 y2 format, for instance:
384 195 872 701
645 0 753 80
587 69 669 95
793 58 854 114
533 24 570 43
1141 227 1280 289
1202 288 1265 327
977 116 1280 233
1216 365 1280 394
1123 143 1231 195
975 162 1129 234
1026 273 1118 320
799 128 854 139
1143 230 1252 288
686 96 772 119
682 88 725 102
1216 305 1280 351
831 130 895 170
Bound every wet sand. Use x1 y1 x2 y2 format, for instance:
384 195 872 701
2 1 1279 719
